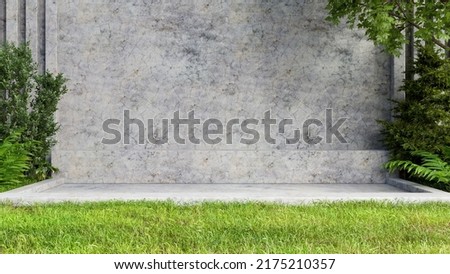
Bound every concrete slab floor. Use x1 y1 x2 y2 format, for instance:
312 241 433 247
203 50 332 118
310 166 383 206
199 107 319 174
1 179 450 204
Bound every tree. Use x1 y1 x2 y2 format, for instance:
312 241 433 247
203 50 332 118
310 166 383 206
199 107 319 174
327 1 450 190
326 0 450 57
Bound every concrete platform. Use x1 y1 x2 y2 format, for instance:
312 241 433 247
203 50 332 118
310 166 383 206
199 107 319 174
1 178 450 204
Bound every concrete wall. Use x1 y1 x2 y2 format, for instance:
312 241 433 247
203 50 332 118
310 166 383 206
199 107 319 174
2 0 398 184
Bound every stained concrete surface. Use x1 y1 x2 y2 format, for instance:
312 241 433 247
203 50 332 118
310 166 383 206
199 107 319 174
2 179 450 204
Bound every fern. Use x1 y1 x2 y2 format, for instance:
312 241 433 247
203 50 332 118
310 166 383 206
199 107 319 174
385 149 450 184
0 131 32 185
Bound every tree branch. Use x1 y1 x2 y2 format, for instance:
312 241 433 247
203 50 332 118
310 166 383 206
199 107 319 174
389 10 450 51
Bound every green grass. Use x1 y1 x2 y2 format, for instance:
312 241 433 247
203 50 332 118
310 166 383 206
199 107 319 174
0 201 450 254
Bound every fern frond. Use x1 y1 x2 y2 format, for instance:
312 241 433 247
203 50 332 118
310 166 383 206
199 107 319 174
385 149 450 184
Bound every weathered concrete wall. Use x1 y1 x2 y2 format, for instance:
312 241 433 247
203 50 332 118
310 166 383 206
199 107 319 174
2 0 395 183
0 0 46 70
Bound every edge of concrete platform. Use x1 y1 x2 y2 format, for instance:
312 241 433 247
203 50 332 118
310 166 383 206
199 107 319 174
2 176 450 204
386 177 450 195
3 195 450 205
0 177 64 195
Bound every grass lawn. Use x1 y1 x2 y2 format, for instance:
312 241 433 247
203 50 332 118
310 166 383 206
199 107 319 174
0 201 449 254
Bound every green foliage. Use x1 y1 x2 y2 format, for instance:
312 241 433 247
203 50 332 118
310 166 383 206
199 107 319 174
385 148 450 190
379 46 450 162
0 131 32 185
327 2 450 190
326 0 450 56
0 42 67 182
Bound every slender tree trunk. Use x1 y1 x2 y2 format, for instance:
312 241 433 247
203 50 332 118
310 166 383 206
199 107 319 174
447 40 450 59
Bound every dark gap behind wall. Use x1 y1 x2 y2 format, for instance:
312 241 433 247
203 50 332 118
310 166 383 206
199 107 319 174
38 0 45 72
0 0 5 43
18 0 25 43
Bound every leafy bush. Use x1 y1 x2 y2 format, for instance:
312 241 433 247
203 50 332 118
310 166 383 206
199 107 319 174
380 45 450 191
380 46 450 162
385 148 450 191
0 42 67 181
0 131 32 185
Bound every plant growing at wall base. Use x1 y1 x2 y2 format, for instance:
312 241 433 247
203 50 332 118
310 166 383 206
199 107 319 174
378 46 450 191
385 148 450 191
0 131 32 185
0 42 67 182
379 46 450 161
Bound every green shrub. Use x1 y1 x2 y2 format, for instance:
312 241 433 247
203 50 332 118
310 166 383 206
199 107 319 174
380 46 450 162
0 42 67 181
380 45 450 191
385 147 450 191
0 131 32 185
